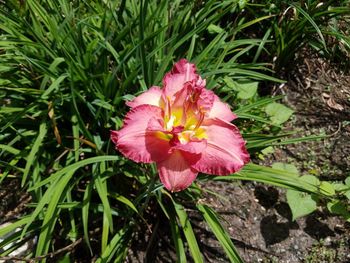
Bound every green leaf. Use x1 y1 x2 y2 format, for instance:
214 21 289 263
261 146 275 155
28 156 120 191
96 226 130 263
35 169 75 257
300 175 320 186
327 200 350 221
344 177 350 199
0 216 31 237
345 176 350 186
197 204 243 263
82 179 93 254
95 164 113 253
285 176 320 221
272 162 299 175
173 201 203 263
207 24 224 34
214 163 321 194
22 121 47 186
223 77 258 99
236 82 258 99
332 183 347 191
290 3 327 51
238 0 248 9
41 73 68 99
265 102 293 125
58 253 71 263
286 190 317 220
0 144 20 155
110 193 138 214
169 211 187 263
319 181 336 196
345 190 350 200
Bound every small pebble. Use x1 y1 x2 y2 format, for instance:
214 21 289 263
324 236 332 246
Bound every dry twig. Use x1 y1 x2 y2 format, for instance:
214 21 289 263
0 238 82 263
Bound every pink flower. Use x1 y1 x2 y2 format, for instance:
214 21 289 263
111 59 250 192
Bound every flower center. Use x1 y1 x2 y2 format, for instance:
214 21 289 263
162 89 208 145
177 130 194 144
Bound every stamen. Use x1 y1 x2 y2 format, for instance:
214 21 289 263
166 115 176 131
166 96 172 118
163 96 172 126
195 112 205 130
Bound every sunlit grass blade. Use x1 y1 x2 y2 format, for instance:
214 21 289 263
41 73 68 99
95 163 113 252
0 227 37 257
96 226 131 263
173 201 203 263
21 121 47 186
233 15 274 35
109 192 138 214
82 178 93 254
290 3 327 51
203 68 285 83
213 163 324 195
0 216 31 237
253 27 272 63
101 212 110 255
169 214 187 263
28 156 120 191
35 169 76 257
197 204 244 263
234 96 283 114
161 193 186 263
0 144 20 155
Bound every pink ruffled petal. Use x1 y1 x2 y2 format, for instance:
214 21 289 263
192 118 250 175
157 150 198 192
111 105 170 163
172 139 207 154
172 59 197 80
126 86 163 108
197 88 215 113
163 74 188 99
208 95 237 122
163 59 198 99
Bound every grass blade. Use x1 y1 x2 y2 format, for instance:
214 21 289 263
28 156 120 191
173 201 203 263
197 204 243 263
35 169 76 257
21 121 47 186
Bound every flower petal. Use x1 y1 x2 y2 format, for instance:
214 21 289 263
192 118 250 175
157 150 198 192
172 138 207 154
208 95 237 122
172 59 197 80
197 88 214 113
126 86 163 108
111 105 170 163
163 59 198 98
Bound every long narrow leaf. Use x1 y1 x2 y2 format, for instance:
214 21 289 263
197 204 243 263
35 169 75 257
22 121 47 186
173 201 203 263
28 156 120 191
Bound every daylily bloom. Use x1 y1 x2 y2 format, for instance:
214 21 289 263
111 59 250 192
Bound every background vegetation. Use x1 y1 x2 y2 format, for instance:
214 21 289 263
0 0 349 262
